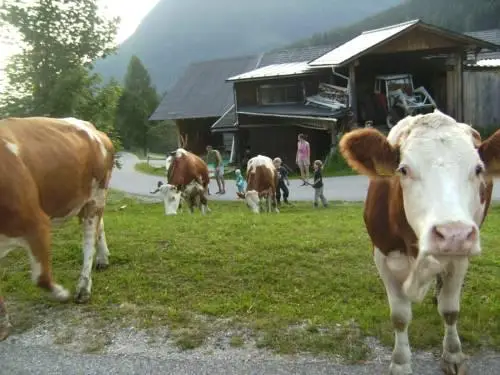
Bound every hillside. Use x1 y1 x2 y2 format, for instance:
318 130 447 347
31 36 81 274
290 0 500 48
93 0 402 92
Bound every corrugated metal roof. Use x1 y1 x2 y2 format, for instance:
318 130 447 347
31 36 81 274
259 45 336 66
465 29 500 61
308 19 419 67
227 61 315 82
149 55 259 121
238 104 345 119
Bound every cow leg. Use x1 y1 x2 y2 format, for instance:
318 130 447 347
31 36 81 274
200 193 209 215
374 248 413 375
0 296 11 341
437 259 469 375
95 217 110 270
25 215 71 302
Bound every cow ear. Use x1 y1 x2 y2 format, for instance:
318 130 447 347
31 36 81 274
339 128 400 178
478 129 500 175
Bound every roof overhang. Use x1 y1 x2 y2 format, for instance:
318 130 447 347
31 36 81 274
226 61 321 82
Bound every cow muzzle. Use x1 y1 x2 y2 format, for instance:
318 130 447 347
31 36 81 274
428 221 480 256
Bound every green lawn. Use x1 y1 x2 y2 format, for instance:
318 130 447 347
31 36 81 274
1 191 500 360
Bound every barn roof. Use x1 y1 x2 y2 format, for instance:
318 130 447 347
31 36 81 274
309 20 500 68
149 55 259 121
465 29 500 63
149 44 335 121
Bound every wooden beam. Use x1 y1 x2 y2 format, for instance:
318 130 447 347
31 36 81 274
348 63 358 123
456 52 464 122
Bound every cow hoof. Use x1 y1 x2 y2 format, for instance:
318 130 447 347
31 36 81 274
95 262 109 271
51 284 71 302
441 353 469 375
0 313 11 342
75 289 91 304
388 363 412 374
0 321 10 341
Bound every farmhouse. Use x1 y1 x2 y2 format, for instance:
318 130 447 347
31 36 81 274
150 19 499 168
149 45 335 162
226 20 499 166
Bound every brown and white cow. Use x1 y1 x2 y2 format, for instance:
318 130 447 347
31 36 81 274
162 148 210 215
0 116 116 341
237 155 279 213
339 109 500 375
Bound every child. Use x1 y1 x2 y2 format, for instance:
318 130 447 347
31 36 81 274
235 169 246 195
273 157 290 205
311 160 328 208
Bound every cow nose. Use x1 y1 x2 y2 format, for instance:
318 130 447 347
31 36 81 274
430 222 477 254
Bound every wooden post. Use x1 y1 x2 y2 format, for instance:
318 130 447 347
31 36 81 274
456 52 464 122
348 62 358 123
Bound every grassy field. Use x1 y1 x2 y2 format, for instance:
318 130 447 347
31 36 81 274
1 191 500 360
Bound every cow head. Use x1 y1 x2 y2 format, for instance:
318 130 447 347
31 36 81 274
167 148 189 186
340 110 500 264
160 183 182 215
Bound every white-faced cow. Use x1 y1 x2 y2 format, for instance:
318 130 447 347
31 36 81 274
0 116 115 341
237 155 279 214
151 179 208 215
339 109 500 375
162 148 210 215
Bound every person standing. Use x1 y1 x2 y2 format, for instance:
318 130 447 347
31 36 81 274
273 157 290 205
206 145 225 194
311 160 328 208
296 133 310 185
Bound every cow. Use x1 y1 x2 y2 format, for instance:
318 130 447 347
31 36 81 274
150 179 208 215
338 109 500 375
0 116 116 341
162 148 210 215
237 155 279 214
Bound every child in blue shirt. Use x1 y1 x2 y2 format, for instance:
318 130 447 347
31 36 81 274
235 169 246 194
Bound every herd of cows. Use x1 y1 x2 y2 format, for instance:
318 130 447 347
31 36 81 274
0 109 499 374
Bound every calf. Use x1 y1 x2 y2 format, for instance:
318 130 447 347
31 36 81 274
0 116 115 341
151 180 208 215
339 109 500 374
237 155 279 213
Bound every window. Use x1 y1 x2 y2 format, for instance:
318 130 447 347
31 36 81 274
258 84 301 105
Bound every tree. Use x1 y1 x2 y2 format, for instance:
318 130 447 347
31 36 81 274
116 55 159 153
0 0 122 147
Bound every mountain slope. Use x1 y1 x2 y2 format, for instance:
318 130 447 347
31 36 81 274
93 0 402 92
290 0 500 48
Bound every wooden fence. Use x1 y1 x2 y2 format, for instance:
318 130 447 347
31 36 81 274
463 69 500 128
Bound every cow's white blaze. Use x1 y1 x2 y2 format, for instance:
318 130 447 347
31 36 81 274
158 184 182 215
387 110 486 301
245 190 260 213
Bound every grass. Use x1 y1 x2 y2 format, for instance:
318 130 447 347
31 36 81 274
1 190 500 361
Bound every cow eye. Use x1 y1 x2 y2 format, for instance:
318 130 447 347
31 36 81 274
397 164 408 177
475 164 484 176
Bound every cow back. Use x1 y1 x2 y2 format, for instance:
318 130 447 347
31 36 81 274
0 117 115 223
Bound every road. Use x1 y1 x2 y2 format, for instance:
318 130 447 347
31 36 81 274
1 336 500 375
110 152 500 202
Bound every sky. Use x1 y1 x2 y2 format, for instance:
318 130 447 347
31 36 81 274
0 0 160 87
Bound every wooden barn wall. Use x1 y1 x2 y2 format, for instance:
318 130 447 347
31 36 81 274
176 117 222 155
463 70 500 127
